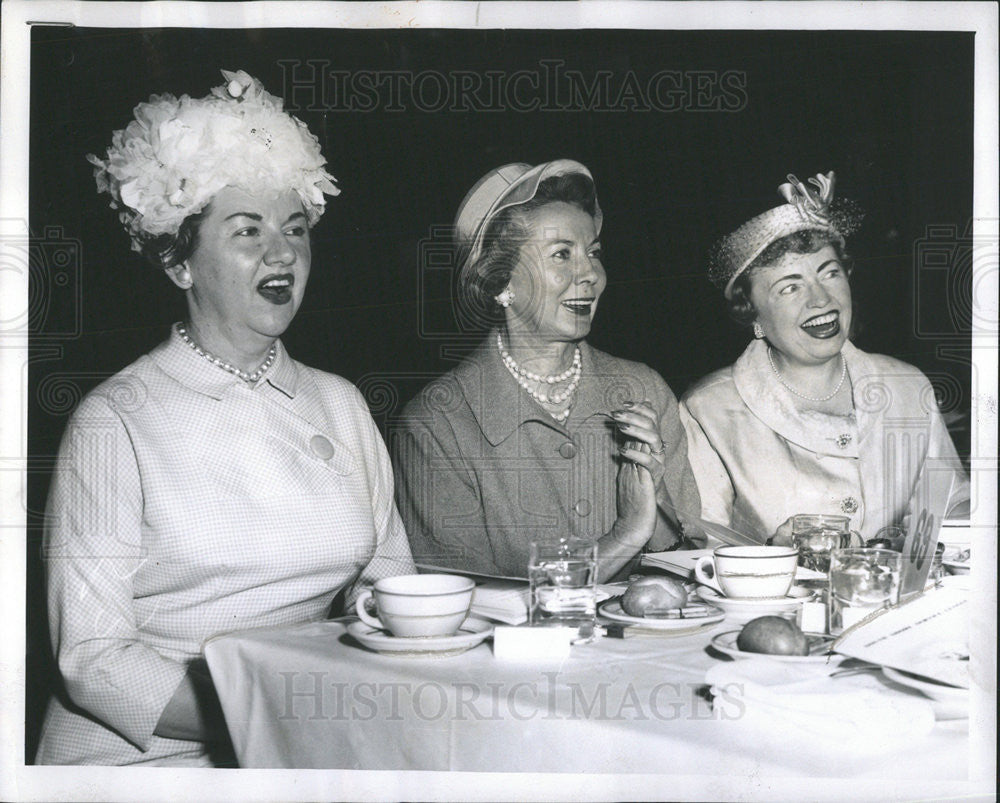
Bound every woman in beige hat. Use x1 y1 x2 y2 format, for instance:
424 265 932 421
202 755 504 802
681 172 969 546
37 70 414 766
391 160 702 581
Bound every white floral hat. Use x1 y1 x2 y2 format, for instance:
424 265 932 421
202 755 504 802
89 69 339 252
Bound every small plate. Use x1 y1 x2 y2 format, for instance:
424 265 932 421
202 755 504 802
347 617 493 657
696 585 812 619
598 600 725 631
942 548 970 575
710 629 835 663
882 666 969 720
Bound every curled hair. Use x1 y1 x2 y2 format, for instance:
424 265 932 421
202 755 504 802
460 172 599 322
727 229 851 327
139 212 205 271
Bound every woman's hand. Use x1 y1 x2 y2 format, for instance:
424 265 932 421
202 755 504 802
611 401 668 489
614 443 658 543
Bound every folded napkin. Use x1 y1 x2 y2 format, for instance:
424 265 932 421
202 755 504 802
705 660 935 755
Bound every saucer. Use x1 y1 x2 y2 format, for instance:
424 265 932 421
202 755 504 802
347 617 493 657
696 586 812 621
598 600 725 632
710 630 836 663
882 666 969 720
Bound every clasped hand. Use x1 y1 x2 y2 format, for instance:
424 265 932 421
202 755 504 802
611 401 667 545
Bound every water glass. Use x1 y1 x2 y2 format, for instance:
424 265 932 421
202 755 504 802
828 548 902 635
528 538 598 630
792 514 860 573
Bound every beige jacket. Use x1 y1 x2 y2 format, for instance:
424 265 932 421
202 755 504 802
680 340 969 543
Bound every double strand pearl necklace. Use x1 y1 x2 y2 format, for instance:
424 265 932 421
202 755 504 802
497 331 582 423
767 346 847 402
177 323 276 383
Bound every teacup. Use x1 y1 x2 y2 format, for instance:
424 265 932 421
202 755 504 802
694 545 798 599
355 574 475 638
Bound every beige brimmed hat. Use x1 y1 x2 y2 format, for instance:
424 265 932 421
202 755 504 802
454 159 602 281
709 171 862 298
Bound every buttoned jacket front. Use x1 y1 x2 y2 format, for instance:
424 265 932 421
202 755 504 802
390 333 702 578
38 329 414 766
680 339 970 543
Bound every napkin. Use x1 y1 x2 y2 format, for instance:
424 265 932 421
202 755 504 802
705 660 935 755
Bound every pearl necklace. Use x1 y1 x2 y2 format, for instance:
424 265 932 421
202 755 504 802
767 346 847 402
177 323 276 383
497 332 582 423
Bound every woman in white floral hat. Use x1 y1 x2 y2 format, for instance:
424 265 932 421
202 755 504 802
681 172 969 546
37 70 414 766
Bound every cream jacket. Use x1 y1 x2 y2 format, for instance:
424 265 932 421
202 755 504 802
680 340 969 543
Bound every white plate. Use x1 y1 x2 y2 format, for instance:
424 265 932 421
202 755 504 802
942 548 970 575
710 629 836 663
882 666 969 720
598 600 725 631
696 585 812 619
347 617 493 657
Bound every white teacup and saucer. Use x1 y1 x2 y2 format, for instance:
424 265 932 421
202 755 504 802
349 574 493 657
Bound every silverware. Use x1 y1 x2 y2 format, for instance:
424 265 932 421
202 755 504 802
642 605 715 619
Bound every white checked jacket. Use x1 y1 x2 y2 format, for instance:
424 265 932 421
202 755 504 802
37 328 415 765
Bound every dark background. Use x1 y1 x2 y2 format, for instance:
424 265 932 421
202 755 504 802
26 27 974 759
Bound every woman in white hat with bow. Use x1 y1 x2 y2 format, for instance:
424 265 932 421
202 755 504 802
37 70 414 766
681 172 969 545
391 160 702 581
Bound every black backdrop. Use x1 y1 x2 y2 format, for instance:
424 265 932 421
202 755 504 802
26 26 974 758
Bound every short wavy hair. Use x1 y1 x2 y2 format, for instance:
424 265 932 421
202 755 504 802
727 229 851 327
139 211 206 270
459 172 599 323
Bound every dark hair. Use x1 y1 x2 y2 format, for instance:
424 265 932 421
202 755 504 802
461 172 599 323
727 229 851 327
140 211 206 271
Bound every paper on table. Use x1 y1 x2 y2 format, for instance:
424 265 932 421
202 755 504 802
471 580 625 625
656 497 760 546
832 586 970 688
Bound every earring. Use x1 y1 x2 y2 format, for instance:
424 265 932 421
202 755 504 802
753 321 765 340
495 288 515 308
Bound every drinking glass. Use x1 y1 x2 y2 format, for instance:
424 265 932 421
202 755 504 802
528 538 598 630
792 514 861 573
828 547 902 635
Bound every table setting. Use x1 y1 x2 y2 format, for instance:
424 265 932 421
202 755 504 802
203 515 976 776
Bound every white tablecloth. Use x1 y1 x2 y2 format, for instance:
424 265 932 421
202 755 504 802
204 618 969 776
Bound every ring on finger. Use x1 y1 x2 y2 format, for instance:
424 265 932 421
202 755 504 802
650 442 665 456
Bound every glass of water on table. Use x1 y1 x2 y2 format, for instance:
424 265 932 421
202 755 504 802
828 547 902 635
528 538 598 635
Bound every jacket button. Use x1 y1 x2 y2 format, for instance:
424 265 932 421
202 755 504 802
573 499 591 517
558 442 577 459
310 434 335 460
841 496 859 514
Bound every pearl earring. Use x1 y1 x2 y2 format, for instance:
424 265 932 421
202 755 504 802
495 288 515 308
753 321 765 339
